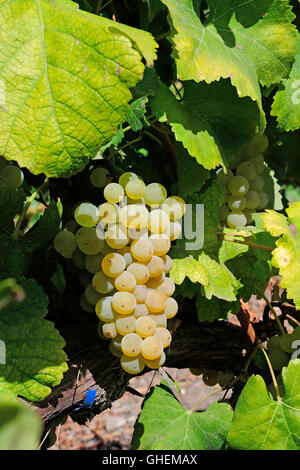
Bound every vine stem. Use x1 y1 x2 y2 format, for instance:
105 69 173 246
189 388 223 412
216 233 273 252
257 288 286 336
286 314 300 327
259 344 281 401
12 179 49 240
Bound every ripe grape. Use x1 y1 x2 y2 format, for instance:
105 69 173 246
104 183 125 203
90 167 111 188
114 271 136 292
72 249 86 269
161 196 186 220
135 316 156 337
164 297 178 319
147 273 165 289
95 296 116 322
228 176 249 197
76 227 104 255
127 262 150 284
154 327 171 348
128 226 148 240
112 291 136 315
85 253 104 274
105 223 129 249
203 370 219 386
54 231 77 258
98 202 119 226
252 134 269 153
115 315 136 335
102 322 117 339
125 179 146 199
245 190 260 210
148 209 170 234
130 238 153 262
150 313 167 328
74 202 99 227
162 255 172 273
249 155 264 175
141 336 163 360
134 303 149 318
149 234 171 256
145 290 167 313
118 172 138 189
157 278 175 297
117 246 133 267
120 204 149 230
228 196 246 211
216 169 233 185
145 351 166 369
92 271 114 294
166 221 182 241
236 162 256 181
218 372 235 388
144 183 167 207
121 354 145 374
102 253 126 278
0 165 24 188
227 211 247 229
121 333 142 357
146 256 165 278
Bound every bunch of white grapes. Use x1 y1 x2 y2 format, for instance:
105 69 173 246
54 170 186 375
217 134 269 229
0 156 24 189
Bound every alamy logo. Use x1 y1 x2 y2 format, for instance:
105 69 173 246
0 340 6 364
291 340 300 360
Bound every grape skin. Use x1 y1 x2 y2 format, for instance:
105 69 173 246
228 176 249 197
121 354 145 374
104 183 125 203
76 227 104 255
90 167 110 188
54 231 77 259
130 238 153 262
112 291 137 315
102 253 126 278
74 202 99 227
92 271 114 294
141 337 163 360
121 333 142 357
114 271 136 292
135 316 156 337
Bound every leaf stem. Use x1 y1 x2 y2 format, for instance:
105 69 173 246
189 387 223 412
12 179 49 240
259 344 281 401
257 288 286 336
216 233 273 252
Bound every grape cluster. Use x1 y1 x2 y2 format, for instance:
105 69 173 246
217 134 269 229
0 156 24 189
190 368 235 387
54 171 186 374
267 326 300 371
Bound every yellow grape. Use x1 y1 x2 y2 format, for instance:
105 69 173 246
121 354 145 374
125 179 146 199
164 297 178 319
165 221 182 241
115 315 136 335
127 262 150 284
157 278 175 297
112 291 137 315
74 202 99 227
141 336 163 360
145 290 167 313
150 313 167 328
144 183 167 207
134 303 149 318
135 316 156 338
105 223 129 249
104 183 124 203
121 333 142 357
99 202 120 225
162 254 172 273
145 351 166 369
102 322 117 339
133 284 148 303
95 296 116 322
118 172 139 189
162 196 186 221
146 256 165 278
149 234 171 256
148 209 170 234
147 273 165 289
154 327 171 348
102 253 126 278
114 271 136 292
119 204 149 230
130 238 153 262
117 246 133 266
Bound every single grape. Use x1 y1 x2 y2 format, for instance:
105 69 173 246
102 253 126 278
228 196 246 211
90 167 111 188
164 297 178 319
257 191 269 209
218 372 235 388
105 223 129 249
85 253 104 274
236 162 256 181
72 248 86 269
118 172 139 189
0 165 24 188
121 354 145 374
109 341 123 358
84 283 104 305
240 143 256 160
98 202 120 226
162 255 172 274
115 315 136 335
146 256 165 278
245 190 260 210
150 313 167 328
92 271 114 294
114 271 136 292
121 333 142 357
216 168 233 186
145 351 166 369
79 293 94 313
145 290 167 313
249 155 264 175
227 211 247 229
149 234 171 256
119 204 149 230
76 227 104 255
95 296 116 322
54 231 77 258
127 262 150 284
133 284 148 304
203 370 219 386
102 322 117 339
228 176 249 197
117 246 133 267
161 196 186 221
130 238 153 262
125 179 146 200
144 183 167 207
157 278 175 297
252 134 269 153
135 316 156 337
74 202 99 227
104 183 125 203
190 368 204 376
141 336 163 360
154 327 171 348
134 303 149 318
112 291 136 315
249 175 264 192
148 209 170 234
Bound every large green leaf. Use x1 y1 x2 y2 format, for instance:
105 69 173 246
0 278 68 401
227 360 300 450
261 202 300 309
151 79 259 169
161 0 297 122
131 382 233 450
0 0 157 177
271 37 300 131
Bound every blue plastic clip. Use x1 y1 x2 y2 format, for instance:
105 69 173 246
74 389 97 411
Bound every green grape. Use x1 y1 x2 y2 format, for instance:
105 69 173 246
92 271 114 294
127 262 150 284
268 348 289 370
164 297 178 319
229 156 241 169
190 368 204 376
109 341 123 358
114 271 136 292
112 291 137 315
89 167 111 188
125 179 146 200
144 183 167 207
219 204 230 221
76 227 105 255
146 256 165 278
54 231 77 258
104 183 125 203
101 244 115 256
249 155 264 175
141 336 163 360
130 238 153 262
203 370 219 386
216 168 233 185
257 191 269 209
240 143 256 160
74 202 99 227
244 209 254 225
148 209 170 234
111 334 123 352
227 211 247 229
0 165 24 188
115 315 136 335
228 196 246 211
85 253 104 274
222 186 231 202
218 372 235 387
98 202 119 226
84 283 103 305
102 253 126 278
121 354 145 374
267 335 281 351
149 234 171 256
72 249 86 269
236 162 256 181
252 134 269 153
118 172 139 189
145 290 167 313
245 190 260 210
249 175 264 192
154 327 171 348
102 321 117 339
95 296 117 322
145 351 166 369
228 176 249 197
121 333 142 357
79 293 94 313
161 196 186 221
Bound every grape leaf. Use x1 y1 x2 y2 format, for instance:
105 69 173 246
131 66 159 100
131 382 233 450
196 295 238 322
262 165 283 211
0 278 68 401
170 253 240 302
271 38 300 132
261 202 300 308
0 401 42 450
151 79 259 170
161 0 297 122
126 97 149 132
227 360 300 450
0 0 157 177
